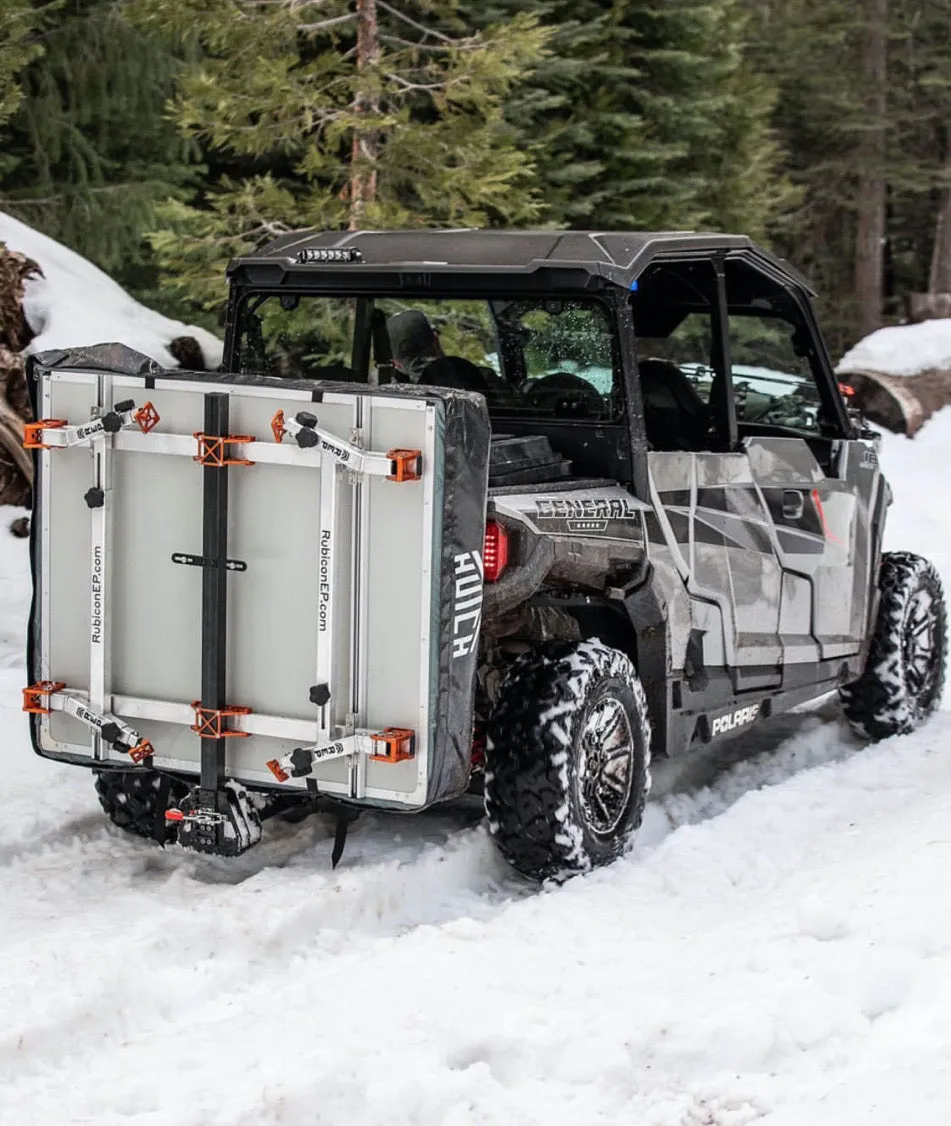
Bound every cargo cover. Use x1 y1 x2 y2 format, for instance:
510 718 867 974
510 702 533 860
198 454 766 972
26 346 490 809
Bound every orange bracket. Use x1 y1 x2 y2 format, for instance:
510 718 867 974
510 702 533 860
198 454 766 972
134 401 160 434
23 681 66 714
370 727 415 764
128 739 155 764
265 758 289 782
271 410 286 443
23 420 66 450
193 433 256 468
190 702 252 739
387 449 421 483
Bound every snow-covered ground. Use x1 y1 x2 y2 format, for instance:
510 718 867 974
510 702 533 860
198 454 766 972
2 417 951 1125
0 210 222 370
838 317 951 377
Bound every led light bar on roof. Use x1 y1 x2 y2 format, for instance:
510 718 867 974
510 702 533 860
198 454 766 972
297 247 363 263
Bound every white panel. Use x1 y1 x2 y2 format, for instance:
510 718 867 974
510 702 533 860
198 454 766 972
35 371 439 807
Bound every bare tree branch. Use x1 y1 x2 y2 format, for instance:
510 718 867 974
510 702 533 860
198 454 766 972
377 0 453 43
296 13 358 32
384 71 448 91
379 34 481 53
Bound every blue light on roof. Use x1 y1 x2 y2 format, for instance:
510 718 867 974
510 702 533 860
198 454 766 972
630 279 639 291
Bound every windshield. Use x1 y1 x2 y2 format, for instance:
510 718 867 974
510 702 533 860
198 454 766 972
234 293 621 421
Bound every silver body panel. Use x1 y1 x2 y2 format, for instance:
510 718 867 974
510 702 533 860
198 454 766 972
647 435 883 673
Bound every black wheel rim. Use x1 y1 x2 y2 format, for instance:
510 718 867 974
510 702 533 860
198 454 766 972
578 697 635 837
903 590 941 701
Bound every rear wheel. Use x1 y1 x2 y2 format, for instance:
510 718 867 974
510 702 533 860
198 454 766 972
485 639 651 881
94 770 188 844
841 551 947 740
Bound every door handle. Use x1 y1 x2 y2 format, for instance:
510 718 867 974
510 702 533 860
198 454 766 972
782 489 804 520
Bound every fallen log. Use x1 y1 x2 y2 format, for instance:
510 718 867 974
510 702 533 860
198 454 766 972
842 367 951 437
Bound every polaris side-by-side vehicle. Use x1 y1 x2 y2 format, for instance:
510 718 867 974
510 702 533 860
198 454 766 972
24 230 948 879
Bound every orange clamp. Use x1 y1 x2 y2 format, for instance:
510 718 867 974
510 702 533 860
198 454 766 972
134 401 160 433
369 727 415 764
386 449 421 483
23 681 65 714
193 433 256 468
190 702 252 739
23 420 67 450
271 410 286 443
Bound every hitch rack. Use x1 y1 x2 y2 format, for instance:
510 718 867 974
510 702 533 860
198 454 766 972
27 384 426 854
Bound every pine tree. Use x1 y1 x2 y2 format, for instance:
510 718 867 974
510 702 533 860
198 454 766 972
0 1 203 310
744 0 951 351
466 0 792 239
0 0 43 130
853 0 888 338
126 0 547 310
887 0 951 298
742 0 871 351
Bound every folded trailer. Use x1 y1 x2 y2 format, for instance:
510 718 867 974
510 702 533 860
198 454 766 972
25 346 489 855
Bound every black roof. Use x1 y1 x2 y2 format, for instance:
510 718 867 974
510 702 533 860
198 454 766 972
232 228 811 293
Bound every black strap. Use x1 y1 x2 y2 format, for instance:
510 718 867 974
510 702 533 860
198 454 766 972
331 808 350 869
153 773 173 843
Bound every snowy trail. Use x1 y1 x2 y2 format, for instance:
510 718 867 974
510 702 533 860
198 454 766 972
3 416 951 1124
3 686 949 1126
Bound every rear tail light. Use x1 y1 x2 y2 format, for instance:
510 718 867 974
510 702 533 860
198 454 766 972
483 520 509 583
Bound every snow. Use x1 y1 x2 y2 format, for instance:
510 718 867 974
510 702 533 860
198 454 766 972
0 210 223 370
2 417 951 1124
837 317 951 377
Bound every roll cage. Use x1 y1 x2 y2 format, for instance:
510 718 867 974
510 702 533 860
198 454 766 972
223 242 853 504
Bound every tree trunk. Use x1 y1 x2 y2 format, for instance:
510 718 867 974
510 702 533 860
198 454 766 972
929 142 951 294
349 0 380 232
853 0 888 339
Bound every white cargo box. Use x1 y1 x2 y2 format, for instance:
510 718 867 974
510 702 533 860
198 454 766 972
26 347 489 811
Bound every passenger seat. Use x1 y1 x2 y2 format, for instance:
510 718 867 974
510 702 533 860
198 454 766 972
638 358 710 451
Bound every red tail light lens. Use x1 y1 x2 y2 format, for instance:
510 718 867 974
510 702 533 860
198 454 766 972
483 520 509 583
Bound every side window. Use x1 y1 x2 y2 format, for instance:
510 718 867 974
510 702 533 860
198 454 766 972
728 313 823 433
723 257 838 437
632 259 721 452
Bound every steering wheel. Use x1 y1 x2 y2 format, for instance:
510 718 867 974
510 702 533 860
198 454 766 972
523 372 605 418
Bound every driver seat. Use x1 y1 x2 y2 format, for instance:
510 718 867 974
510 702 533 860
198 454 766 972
638 359 710 451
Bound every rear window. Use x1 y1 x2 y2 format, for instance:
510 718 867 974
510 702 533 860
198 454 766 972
235 294 622 422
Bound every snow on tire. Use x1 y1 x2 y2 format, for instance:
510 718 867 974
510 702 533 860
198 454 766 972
841 551 948 741
485 639 651 881
94 770 188 844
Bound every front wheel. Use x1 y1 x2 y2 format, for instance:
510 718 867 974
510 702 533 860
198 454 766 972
485 639 651 881
841 551 947 740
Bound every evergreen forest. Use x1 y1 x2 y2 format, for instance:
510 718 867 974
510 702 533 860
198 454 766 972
2 0 951 354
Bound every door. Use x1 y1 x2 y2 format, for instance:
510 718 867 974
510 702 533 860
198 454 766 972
633 253 882 684
632 259 784 681
724 257 882 663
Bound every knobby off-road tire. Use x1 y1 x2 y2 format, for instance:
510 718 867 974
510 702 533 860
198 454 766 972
94 770 188 844
485 639 651 881
841 551 948 741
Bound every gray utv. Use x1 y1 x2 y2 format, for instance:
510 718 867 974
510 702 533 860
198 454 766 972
24 230 947 879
